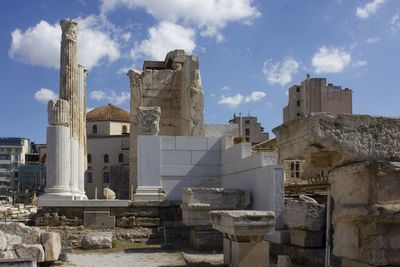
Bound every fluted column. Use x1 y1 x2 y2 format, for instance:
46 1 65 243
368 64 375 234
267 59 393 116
77 65 88 199
42 100 74 199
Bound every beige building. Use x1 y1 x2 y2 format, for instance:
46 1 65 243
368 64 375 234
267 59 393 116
229 115 269 145
283 75 352 123
85 104 130 199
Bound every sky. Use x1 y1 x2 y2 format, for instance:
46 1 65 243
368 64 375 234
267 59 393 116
0 0 399 143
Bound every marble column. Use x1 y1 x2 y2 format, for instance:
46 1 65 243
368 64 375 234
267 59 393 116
77 65 88 199
42 100 74 199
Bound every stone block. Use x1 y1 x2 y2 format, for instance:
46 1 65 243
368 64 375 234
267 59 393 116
189 229 222 250
231 240 269 267
0 258 36 267
0 231 7 251
181 188 250 226
160 136 175 150
265 230 290 244
14 244 45 263
0 250 17 260
84 211 115 229
175 136 207 151
277 255 292 267
273 113 400 168
210 210 275 238
161 150 191 165
40 232 61 262
5 233 22 250
116 216 136 228
191 150 221 165
0 223 41 245
81 232 112 249
289 229 323 248
283 197 326 231
135 217 160 227
206 137 221 151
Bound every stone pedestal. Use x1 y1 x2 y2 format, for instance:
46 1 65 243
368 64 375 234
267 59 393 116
210 210 275 267
231 240 269 267
134 186 165 202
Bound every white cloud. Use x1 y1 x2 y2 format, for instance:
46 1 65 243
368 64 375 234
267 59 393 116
390 13 400 33
34 88 58 104
366 36 381 43
218 91 266 108
131 21 195 60
9 16 120 69
352 60 368 67
311 46 351 73
356 0 386 19
263 57 299 86
89 90 130 105
220 86 230 91
99 0 260 40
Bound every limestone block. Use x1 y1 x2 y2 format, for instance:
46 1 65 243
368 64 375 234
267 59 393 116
191 150 221 165
135 217 160 227
0 223 41 245
0 231 7 251
283 197 326 231
231 240 269 267
5 233 22 250
160 136 175 150
14 244 45 262
289 229 323 248
116 216 135 228
161 150 192 165
181 188 250 226
277 255 292 267
189 229 222 250
176 136 207 151
273 113 400 168
80 232 112 249
0 249 17 260
40 232 61 262
210 210 275 239
84 211 115 229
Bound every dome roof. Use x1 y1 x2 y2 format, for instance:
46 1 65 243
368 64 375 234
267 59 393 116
87 104 130 122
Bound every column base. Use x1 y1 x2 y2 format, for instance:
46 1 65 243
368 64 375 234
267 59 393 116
39 191 74 206
133 186 165 202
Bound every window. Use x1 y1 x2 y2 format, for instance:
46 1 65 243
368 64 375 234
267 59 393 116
245 120 250 124
92 125 97 134
296 86 300 93
245 137 250 142
122 125 128 134
102 171 110 184
104 154 109 163
297 113 301 117
86 171 93 183
0 155 10 160
296 100 300 107
87 154 92 164
245 128 250 136
118 153 124 163
284 160 304 181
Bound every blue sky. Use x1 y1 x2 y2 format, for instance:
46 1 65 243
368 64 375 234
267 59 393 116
0 0 399 143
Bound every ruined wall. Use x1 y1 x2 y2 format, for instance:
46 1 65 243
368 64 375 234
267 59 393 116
128 50 205 197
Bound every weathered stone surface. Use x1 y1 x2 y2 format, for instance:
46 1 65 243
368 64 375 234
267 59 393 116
330 161 400 266
210 210 275 239
283 196 326 231
103 187 116 200
277 255 292 267
137 106 161 135
181 188 250 226
289 229 323 248
189 229 222 250
15 244 45 262
84 211 115 229
0 223 41 245
0 231 7 251
40 232 61 262
231 240 269 267
273 113 400 168
81 232 112 249
0 249 17 260
5 234 22 250
135 217 160 227
116 216 136 228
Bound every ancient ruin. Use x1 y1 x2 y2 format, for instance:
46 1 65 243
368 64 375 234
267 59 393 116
40 19 88 202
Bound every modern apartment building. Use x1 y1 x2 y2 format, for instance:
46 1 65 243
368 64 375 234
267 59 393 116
229 115 269 145
0 137 31 194
283 75 352 123
85 104 130 199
